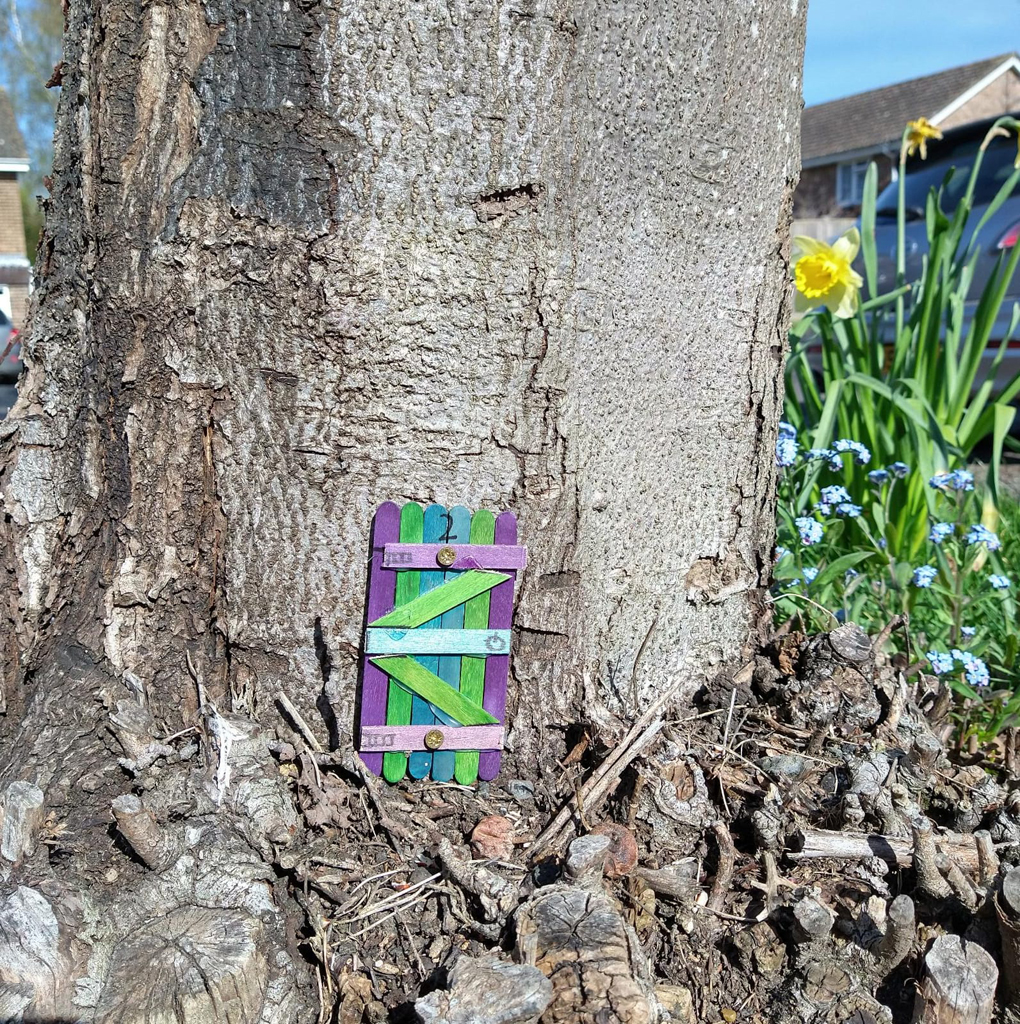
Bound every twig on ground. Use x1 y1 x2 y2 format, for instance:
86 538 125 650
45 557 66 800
340 751 411 856
436 837 519 921
186 650 208 709
707 821 736 919
276 692 324 753
873 614 905 654
530 673 691 855
789 826 983 873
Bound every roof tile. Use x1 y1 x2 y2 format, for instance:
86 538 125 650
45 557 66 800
802 54 1017 163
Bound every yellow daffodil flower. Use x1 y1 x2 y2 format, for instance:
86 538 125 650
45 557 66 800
905 117 943 160
792 228 863 319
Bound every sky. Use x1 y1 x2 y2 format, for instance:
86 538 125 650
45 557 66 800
804 0 1019 106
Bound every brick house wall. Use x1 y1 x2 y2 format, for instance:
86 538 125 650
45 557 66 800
6 281 28 325
792 155 896 238
941 70 1020 130
793 166 835 220
798 66 1020 235
794 154 895 220
0 172 28 326
0 174 23 254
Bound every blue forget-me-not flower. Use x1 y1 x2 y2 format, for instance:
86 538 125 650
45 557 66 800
912 565 938 588
795 517 823 546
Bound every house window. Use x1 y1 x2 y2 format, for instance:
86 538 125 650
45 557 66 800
836 160 870 208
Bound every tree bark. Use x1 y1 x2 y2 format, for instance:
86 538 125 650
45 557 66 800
912 936 998 1024
0 0 805 1019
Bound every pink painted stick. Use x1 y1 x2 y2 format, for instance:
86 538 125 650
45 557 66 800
479 512 517 780
358 502 401 774
361 724 504 752
383 543 527 571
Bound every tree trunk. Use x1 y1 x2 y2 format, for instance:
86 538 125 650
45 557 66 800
0 0 805 1019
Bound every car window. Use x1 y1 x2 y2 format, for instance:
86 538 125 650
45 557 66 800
874 134 1016 215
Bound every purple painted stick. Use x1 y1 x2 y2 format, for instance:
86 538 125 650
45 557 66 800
358 502 401 775
361 724 504 752
479 511 518 780
383 543 527 571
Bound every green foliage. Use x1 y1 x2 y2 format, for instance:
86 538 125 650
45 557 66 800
785 118 1020 563
780 117 1020 741
775 450 1018 740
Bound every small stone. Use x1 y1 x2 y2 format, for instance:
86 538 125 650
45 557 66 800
414 954 552 1024
829 623 872 663
104 868 119 883
756 754 807 780
655 984 695 1022
589 822 638 877
506 779 534 801
470 815 515 861
565 834 611 884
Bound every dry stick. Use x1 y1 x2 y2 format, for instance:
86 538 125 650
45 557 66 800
186 650 208 709
530 676 684 855
276 692 324 753
789 827 982 873
975 830 1000 886
912 818 953 900
707 821 736 918
873 613 906 654
871 894 915 970
111 794 177 870
341 751 411 855
715 689 739 819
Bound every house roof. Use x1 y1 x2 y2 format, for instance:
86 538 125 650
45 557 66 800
0 89 28 163
802 53 1020 164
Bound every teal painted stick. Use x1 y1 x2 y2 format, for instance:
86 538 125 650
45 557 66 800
409 504 447 779
431 505 471 781
368 570 508 628
370 657 499 725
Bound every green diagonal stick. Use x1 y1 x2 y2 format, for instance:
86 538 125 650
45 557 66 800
369 570 508 629
370 656 499 725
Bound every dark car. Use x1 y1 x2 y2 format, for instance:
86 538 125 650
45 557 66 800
871 113 1020 385
0 310 20 418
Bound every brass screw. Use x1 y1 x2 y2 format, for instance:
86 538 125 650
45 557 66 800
424 728 444 750
436 546 457 567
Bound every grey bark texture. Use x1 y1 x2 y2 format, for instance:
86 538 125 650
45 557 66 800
912 936 998 1024
0 0 805 1019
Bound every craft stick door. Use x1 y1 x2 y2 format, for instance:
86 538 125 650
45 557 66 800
358 502 523 784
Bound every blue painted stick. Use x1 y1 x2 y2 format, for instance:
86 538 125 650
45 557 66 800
408 504 448 779
431 505 472 781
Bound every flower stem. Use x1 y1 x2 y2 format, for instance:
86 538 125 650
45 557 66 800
896 137 908 340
